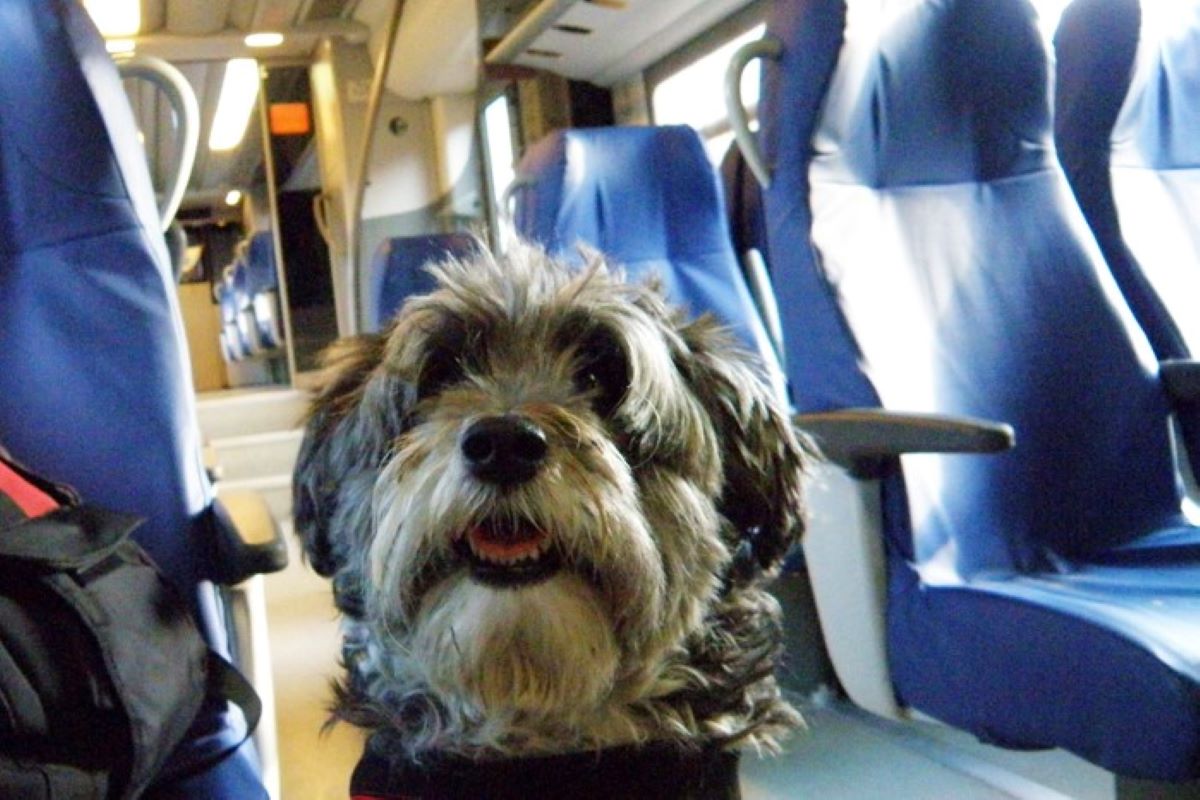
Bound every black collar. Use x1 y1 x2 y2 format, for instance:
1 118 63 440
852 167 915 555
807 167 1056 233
350 739 741 800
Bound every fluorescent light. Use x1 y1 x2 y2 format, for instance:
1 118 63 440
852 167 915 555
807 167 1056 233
83 0 140 37
105 38 136 54
225 189 243 207
245 32 285 48
208 59 260 152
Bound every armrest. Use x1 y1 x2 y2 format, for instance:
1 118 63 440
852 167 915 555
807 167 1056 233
208 489 289 585
795 408 1015 478
1161 360 1200 407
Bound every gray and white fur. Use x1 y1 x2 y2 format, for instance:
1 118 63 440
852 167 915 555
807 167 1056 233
292 241 810 763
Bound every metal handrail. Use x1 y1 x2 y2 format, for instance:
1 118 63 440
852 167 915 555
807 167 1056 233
345 0 407 336
724 37 782 188
115 54 199 231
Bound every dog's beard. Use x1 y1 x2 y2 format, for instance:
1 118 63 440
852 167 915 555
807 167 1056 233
362 414 722 729
412 573 619 720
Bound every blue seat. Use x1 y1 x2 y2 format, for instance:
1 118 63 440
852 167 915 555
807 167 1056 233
367 233 479 331
0 1 271 794
217 257 252 362
754 0 1200 780
512 125 784 397
244 231 283 350
1054 0 1200 461
231 255 262 355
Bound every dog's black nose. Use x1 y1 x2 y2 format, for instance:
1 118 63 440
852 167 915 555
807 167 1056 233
461 415 548 485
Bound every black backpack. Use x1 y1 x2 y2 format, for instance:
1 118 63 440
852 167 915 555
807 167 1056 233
0 450 260 799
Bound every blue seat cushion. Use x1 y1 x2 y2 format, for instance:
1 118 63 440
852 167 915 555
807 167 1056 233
889 560 1200 780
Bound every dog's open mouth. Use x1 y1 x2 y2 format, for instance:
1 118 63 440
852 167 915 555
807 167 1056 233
455 517 560 588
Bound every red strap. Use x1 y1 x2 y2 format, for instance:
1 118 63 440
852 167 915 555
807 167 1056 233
0 459 59 518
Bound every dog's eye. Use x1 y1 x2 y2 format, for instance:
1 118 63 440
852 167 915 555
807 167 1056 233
572 331 628 417
417 349 464 400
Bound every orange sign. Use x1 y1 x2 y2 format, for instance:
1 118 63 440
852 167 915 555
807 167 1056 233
269 102 310 135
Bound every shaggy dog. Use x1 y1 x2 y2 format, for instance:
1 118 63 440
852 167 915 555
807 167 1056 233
292 242 809 799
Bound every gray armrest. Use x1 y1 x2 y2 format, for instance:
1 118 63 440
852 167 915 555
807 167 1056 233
796 408 1015 478
1161 360 1200 407
209 489 289 585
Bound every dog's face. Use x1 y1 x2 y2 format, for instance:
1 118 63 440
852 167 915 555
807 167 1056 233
294 242 807 757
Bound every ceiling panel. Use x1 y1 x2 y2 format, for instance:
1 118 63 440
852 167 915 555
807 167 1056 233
165 0 231 35
488 0 758 86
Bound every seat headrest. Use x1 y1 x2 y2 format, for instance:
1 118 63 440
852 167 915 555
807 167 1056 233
513 126 784 378
1112 2 1200 169
368 233 478 330
813 0 1055 187
243 232 278 294
514 126 734 266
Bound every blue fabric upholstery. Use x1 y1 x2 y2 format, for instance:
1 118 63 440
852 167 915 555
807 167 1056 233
512 126 781 375
1054 0 1200 461
244 232 283 349
244 232 278 295
760 0 1200 779
367 233 478 331
217 264 246 362
0 1 265 793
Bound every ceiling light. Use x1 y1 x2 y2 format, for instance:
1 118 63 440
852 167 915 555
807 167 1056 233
244 32 285 48
83 0 140 37
105 38 136 54
225 189 243 207
209 59 260 152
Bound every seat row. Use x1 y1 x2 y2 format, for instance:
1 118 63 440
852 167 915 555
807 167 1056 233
216 231 285 363
741 0 1200 783
330 0 1200 783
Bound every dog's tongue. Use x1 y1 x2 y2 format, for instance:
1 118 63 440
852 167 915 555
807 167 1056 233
467 521 546 561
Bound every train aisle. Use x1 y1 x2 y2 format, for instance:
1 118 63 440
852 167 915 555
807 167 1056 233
199 388 364 800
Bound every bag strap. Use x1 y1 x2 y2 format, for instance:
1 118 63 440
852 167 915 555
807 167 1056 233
153 652 263 786
0 458 61 521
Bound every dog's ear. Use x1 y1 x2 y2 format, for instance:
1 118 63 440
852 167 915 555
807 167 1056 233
293 333 412 582
676 318 809 582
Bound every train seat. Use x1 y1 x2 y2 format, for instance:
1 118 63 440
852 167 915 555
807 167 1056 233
1054 0 1200 464
511 125 786 400
217 257 254 361
0 1 279 794
746 0 1200 780
216 268 244 363
244 232 284 350
366 233 478 331
232 255 264 355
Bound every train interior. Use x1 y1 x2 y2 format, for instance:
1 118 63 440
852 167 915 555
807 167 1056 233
4 0 1200 797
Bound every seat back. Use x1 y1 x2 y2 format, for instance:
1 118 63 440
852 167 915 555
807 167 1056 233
366 233 478 331
1055 0 1200 465
761 0 1183 573
0 2 265 793
244 231 284 349
0 0 209 586
1056 0 1200 355
512 125 784 395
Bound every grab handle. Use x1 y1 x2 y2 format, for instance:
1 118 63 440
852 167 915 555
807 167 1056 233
116 55 200 231
724 37 782 188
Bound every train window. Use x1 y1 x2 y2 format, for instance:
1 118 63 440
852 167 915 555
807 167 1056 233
649 21 766 164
